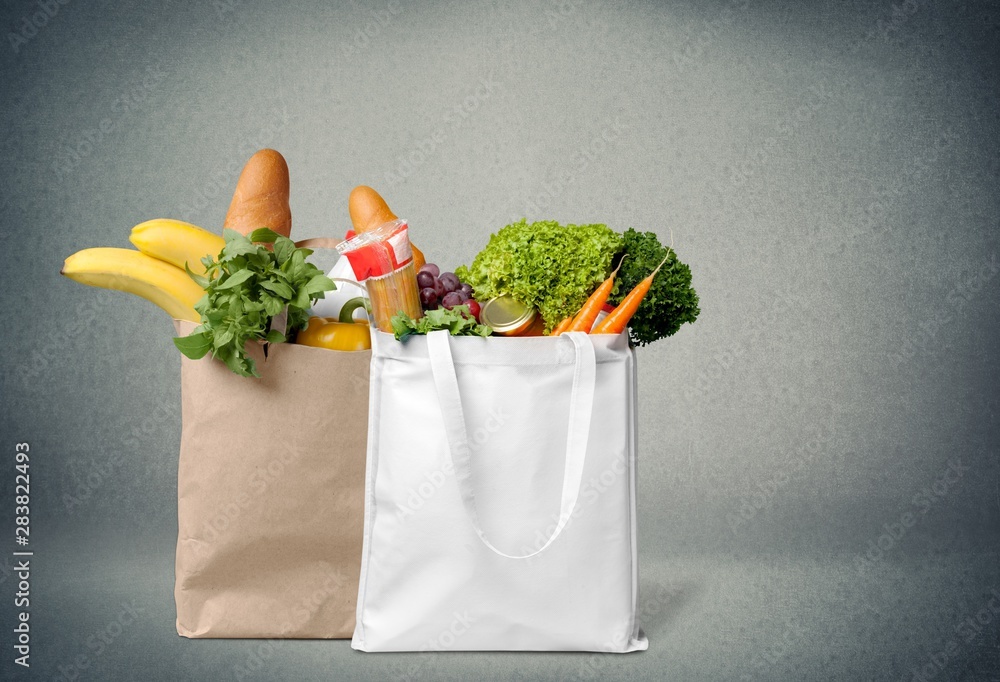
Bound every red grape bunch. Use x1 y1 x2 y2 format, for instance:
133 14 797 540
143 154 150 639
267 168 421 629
417 263 481 321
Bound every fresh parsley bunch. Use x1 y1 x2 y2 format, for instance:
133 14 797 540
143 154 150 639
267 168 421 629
173 228 335 377
391 306 492 341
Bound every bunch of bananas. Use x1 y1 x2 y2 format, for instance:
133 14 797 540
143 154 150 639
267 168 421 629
61 220 225 322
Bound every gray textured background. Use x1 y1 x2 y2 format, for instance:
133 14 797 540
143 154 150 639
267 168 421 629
1 0 998 680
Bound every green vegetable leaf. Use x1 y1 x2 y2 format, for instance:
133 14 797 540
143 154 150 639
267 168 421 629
248 227 279 243
221 242 259 262
213 325 235 348
455 219 622 333
391 306 492 341
173 332 212 359
609 228 700 345
184 263 210 289
291 286 311 310
303 273 336 295
215 268 255 289
261 294 285 317
274 237 295 265
172 232 336 377
260 279 294 298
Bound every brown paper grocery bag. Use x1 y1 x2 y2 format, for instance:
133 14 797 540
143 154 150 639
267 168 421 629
173 320 369 638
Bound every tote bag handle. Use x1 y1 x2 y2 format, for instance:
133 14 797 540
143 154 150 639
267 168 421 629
426 330 597 560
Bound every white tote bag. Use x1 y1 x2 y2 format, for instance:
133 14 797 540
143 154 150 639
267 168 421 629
352 329 648 653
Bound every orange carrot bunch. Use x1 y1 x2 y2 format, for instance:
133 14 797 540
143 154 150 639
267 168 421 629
592 252 671 335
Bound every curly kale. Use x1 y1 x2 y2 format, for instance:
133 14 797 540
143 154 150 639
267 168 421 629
611 228 700 346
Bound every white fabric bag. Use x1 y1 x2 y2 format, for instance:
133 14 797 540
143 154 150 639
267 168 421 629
352 329 648 653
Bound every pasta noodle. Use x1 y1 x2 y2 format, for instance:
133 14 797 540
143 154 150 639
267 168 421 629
337 219 424 333
366 261 422 333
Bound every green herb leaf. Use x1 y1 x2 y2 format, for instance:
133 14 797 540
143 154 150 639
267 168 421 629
303 273 336 295
260 279 294 298
213 326 235 348
215 269 255 289
291 287 311 311
391 306 492 341
273 238 295 265
184 263 210 289
248 227 279 243
173 332 212 359
262 295 284 317
172 232 336 377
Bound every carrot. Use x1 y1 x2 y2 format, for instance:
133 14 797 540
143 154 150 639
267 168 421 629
348 185 426 271
550 316 574 336
592 252 671 335
224 149 292 238
566 255 626 333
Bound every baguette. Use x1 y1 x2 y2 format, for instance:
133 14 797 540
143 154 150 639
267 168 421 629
224 149 292 238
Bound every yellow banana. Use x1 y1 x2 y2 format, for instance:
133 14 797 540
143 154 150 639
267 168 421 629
61 248 204 322
129 218 225 276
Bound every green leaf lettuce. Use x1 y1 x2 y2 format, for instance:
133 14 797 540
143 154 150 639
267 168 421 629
455 219 622 333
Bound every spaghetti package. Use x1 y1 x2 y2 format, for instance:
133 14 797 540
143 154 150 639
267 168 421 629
336 219 423 332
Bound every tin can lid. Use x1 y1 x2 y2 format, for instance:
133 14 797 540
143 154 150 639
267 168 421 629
479 295 536 335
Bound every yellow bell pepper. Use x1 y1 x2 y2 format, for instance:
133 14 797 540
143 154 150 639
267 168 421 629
296 298 372 351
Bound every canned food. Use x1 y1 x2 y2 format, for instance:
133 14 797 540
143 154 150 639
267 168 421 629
479 295 545 336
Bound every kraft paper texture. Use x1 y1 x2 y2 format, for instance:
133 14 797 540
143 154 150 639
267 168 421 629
173 321 369 638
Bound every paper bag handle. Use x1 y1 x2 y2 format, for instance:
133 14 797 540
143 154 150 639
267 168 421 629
294 237 343 250
426 330 597 560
